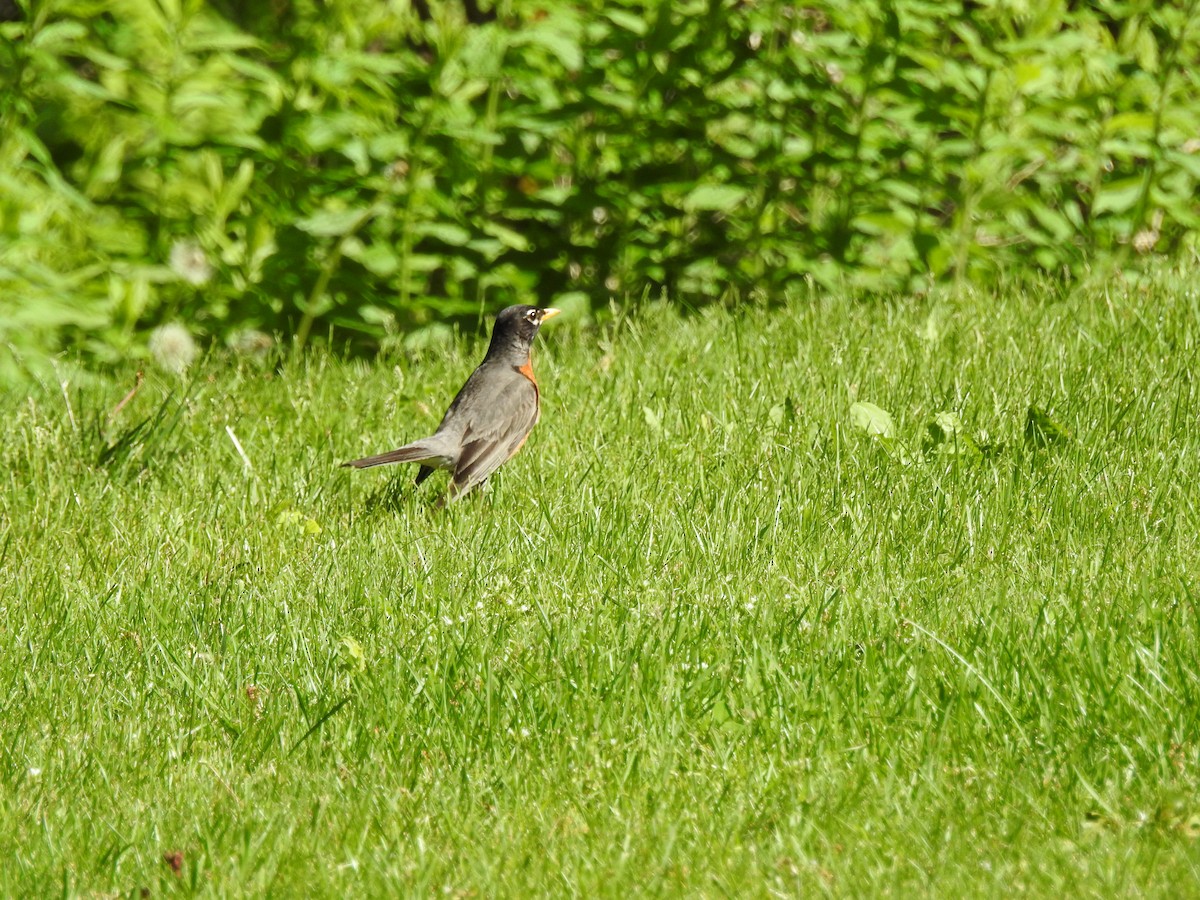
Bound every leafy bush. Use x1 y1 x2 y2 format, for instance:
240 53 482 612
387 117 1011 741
1 0 1198 370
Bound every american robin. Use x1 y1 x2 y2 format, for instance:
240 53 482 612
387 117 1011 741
342 305 561 500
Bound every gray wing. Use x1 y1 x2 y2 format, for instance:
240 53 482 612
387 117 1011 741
449 378 540 498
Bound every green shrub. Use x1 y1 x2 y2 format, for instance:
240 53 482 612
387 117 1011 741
1 0 1198 370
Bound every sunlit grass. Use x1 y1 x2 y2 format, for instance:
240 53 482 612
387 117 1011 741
2 275 1199 896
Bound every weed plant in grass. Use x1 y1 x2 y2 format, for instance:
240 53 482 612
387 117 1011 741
2 276 1199 896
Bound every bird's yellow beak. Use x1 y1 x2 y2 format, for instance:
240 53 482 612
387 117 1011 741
540 308 562 321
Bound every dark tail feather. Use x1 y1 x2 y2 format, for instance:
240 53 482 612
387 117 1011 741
342 443 433 469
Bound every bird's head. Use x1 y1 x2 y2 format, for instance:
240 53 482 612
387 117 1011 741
488 305 561 359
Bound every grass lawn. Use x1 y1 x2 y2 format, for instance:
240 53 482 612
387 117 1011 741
2 275 1199 896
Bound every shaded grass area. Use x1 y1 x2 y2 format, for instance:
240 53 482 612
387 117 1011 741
2 278 1199 896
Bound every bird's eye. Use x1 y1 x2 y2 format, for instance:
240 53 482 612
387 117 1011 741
526 310 539 321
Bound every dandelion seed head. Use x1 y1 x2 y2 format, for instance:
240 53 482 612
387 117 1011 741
169 239 213 286
229 329 274 358
148 323 198 374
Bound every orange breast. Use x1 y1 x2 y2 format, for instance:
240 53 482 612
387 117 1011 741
514 358 541 429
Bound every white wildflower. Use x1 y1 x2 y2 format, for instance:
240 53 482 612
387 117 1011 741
229 329 274 358
169 238 213 286
148 323 198 374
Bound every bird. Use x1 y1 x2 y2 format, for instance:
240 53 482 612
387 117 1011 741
342 305 561 501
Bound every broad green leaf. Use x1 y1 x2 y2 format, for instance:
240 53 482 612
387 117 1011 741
30 21 88 48
516 28 582 70
183 28 262 53
1028 203 1074 242
344 242 399 277
604 9 648 34
448 78 490 104
585 87 636 113
878 179 923 205
294 207 373 237
643 406 664 434
481 222 531 252
850 402 895 438
1105 113 1155 137
1093 177 1144 215
407 254 444 273
683 184 749 213
923 411 980 456
550 291 590 320
413 222 472 246
403 323 455 350
1025 406 1071 448
467 238 508 260
769 397 797 427
337 636 366 673
852 212 912 236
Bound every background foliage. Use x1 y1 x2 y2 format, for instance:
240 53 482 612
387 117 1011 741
2 0 1199 366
